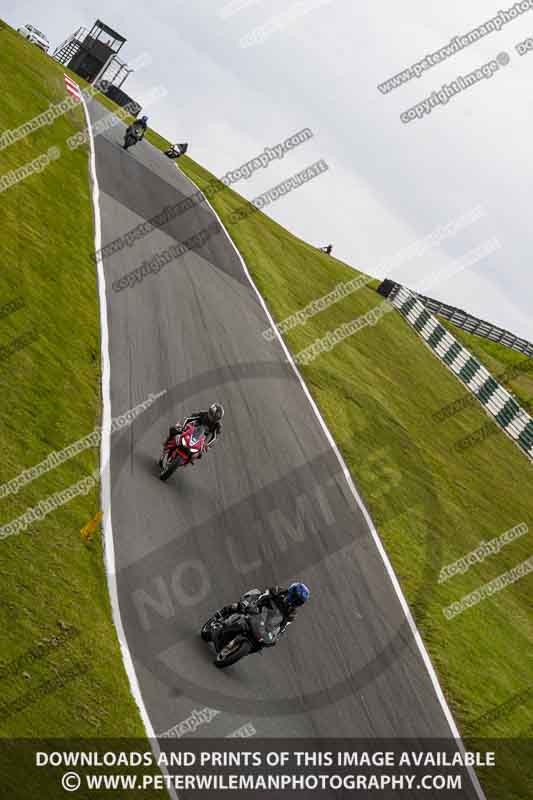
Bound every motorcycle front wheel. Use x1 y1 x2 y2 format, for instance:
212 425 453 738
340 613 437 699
214 637 252 668
159 454 180 481
200 617 218 642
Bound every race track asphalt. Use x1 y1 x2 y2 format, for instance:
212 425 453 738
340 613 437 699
87 100 481 798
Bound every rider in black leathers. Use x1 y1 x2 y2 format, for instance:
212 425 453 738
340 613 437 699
127 115 148 142
211 583 309 651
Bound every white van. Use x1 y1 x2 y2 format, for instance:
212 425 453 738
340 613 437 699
17 24 50 53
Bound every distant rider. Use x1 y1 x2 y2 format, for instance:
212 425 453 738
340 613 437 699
165 142 188 159
163 402 224 458
212 583 310 648
128 115 148 140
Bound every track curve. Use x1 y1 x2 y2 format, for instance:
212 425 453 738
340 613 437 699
87 99 480 798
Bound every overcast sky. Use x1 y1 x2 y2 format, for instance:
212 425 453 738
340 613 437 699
3 0 532 340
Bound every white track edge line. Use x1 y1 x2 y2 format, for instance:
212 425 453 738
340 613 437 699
81 95 179 800
176 167 486 800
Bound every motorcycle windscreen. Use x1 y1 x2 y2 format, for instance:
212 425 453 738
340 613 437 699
248 607 283 645
189 425 207 447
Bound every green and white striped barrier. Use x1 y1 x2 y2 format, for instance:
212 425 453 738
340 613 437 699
389 285 533 462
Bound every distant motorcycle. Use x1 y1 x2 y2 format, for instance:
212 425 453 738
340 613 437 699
123 124 145 150
158 422 208 481
201 591 284 668
164 142 188 160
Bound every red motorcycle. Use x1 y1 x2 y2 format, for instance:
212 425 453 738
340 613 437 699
158 422 208 481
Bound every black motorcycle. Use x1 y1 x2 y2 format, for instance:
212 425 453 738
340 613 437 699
164 142 188 160
123 124 145 150
201 592 284 668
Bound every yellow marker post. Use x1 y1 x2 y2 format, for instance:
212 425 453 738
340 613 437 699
80 511 103 541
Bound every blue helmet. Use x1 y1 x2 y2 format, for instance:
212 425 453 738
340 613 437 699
287 582 310 607
141 115 148 123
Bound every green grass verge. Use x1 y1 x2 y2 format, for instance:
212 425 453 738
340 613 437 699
0 12 164 765
0 22 164 799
